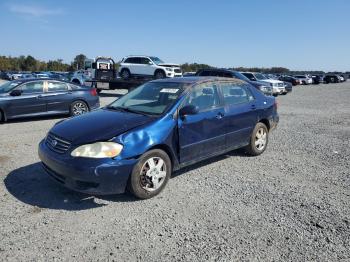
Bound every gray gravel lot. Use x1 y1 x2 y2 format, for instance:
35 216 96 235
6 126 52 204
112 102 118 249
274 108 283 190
0 81 349 261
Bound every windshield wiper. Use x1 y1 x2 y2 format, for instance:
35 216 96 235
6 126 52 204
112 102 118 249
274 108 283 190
106 106 151 116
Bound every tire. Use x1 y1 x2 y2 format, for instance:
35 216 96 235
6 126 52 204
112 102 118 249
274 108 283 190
70 100 89 116
244 122 269 156
96 88 102 94
154 70 166 79
120 69 131 80
127 149 171 199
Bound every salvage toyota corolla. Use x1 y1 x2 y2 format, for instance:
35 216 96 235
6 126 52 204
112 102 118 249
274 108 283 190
38 77 279 199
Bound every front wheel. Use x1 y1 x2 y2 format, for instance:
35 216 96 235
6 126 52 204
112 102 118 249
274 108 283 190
70 100 89 116
244 122 269 156
154 70 166 79
120 69 130 80
127 149 171 199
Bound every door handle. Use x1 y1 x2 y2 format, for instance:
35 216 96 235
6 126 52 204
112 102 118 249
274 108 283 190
251 104 257 110
37 95 43 99
215 112 224 119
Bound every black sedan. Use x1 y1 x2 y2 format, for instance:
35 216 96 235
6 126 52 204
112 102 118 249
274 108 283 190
0 79 100 122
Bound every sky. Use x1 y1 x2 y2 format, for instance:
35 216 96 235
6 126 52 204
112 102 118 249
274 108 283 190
0 0 349 72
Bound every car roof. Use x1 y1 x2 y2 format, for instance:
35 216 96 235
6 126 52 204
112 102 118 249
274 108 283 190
8 78 73 84
151 76 246 85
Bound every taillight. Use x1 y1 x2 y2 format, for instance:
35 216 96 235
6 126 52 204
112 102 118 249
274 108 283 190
90 89 97 96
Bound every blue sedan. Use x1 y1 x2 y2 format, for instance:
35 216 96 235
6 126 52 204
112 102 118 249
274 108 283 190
0 79 100 122
38 77 279 199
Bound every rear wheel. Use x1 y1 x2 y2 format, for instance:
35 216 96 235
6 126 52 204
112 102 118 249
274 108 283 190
154 70 166 79
70 100 89 116
127 149 171 199
244 122 269 156
120 69 131 80
96 88 102 94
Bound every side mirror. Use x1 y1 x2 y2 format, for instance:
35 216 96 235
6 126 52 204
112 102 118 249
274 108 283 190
10 90 22 96
179 105 199 117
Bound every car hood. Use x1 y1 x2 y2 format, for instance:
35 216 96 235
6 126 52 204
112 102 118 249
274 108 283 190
158 63 181 68
50 109 155 145
249 80 271 87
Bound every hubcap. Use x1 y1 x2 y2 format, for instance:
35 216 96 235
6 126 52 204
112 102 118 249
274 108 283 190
72 102 88 116
255 127 267 151
122 70 129 78
140 157 167 192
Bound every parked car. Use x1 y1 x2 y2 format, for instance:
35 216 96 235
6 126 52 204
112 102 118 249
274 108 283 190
11 73 23 80
119 56 183 80
279 76 300 85
38 77 279 199
293 75 313 85
71 70 92 85
283 81 292 94
241 72 285 95
0 71 11 80
324 74 341 84
0 79 100 122
195 68 273 96
311 75 324 84
35 73 50 79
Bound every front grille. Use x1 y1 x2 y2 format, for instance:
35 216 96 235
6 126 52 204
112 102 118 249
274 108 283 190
46 133 71 154
174 69 182 73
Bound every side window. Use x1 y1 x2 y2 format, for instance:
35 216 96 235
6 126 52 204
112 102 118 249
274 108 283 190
243 73 255 81
47 81 68 92
184 82 220 112
140 58 152 65
198 70 211 76
124 58 132 63
19 81 44 94
221 83 254 106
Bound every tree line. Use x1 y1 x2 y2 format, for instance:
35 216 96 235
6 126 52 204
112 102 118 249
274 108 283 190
0 54 348 75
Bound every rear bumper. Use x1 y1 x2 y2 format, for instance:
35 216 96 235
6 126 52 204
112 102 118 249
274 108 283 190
38 140 137 195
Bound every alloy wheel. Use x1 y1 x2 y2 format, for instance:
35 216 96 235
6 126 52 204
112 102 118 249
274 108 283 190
72 102 88 116
255 127 267 151
140 157 167 191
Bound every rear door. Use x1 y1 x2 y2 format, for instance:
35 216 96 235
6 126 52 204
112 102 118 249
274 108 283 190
178 82 226 163
45 80 71 113
6 81 46 117
220 82 257 148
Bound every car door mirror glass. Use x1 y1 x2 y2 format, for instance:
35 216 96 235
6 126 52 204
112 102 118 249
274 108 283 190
10 89 22 96
179 105 199 116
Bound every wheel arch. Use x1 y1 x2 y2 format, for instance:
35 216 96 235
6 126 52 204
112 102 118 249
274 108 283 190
147 144 179 171
258 118 270 131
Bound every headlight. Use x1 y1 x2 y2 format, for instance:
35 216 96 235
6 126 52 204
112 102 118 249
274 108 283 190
71 142 123 158
165 67 173 72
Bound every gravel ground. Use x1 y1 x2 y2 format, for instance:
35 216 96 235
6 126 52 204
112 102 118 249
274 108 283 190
0 81 349 261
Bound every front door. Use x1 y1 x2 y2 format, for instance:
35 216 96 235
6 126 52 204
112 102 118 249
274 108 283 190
7 81 46 118
178 82 226 164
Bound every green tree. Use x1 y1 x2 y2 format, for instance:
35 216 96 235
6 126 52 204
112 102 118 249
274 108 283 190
73 54 87 70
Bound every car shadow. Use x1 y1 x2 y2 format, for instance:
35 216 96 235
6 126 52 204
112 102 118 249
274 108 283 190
172 148 249 178
4 162 136 211
4 149 250 210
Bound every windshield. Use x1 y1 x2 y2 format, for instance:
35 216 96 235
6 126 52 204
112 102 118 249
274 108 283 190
108 82 184 115
150 57 164 65
255 73 268 80
0 81 22 93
